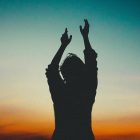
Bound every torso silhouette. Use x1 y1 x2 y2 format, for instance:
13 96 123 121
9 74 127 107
46 48 98 140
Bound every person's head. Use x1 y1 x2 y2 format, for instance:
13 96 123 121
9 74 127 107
60 53 85 82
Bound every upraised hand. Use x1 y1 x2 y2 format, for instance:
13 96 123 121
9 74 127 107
49 28 72 66
80 19 89 38
61 28 72 47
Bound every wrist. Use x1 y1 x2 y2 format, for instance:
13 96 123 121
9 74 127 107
83 35 89 41
61 44 67 48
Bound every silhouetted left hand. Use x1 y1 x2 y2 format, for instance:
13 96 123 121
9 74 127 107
61 28 72 47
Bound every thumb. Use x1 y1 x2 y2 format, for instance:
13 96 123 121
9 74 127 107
79 25 83 33
69 35 72 42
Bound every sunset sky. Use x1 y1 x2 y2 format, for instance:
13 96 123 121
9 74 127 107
0 0 140 139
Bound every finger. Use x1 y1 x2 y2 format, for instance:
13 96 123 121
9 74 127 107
79 25 83 32
84 19 88 24
62 28 68 37
84 19 89 27
65 28 68 34
69 35 72 41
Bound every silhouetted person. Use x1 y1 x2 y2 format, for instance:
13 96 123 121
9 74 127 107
46 19 98 140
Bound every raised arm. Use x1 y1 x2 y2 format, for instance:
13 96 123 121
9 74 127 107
80 19 97 63
46 29 72 101
51 28 72 66
80 19 98 94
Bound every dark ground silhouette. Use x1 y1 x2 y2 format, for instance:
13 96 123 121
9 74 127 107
46 19 98 140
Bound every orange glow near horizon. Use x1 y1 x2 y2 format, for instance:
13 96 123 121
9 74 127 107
1 121 140 140
0 112 140 139
93 120 140 136
1 90 140 139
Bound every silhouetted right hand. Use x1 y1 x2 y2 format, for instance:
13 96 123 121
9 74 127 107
80 19 89 38
61 28 72 47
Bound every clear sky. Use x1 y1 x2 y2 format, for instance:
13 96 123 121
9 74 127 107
0 0 140 139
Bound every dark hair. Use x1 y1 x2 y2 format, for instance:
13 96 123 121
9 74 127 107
60 53 85 81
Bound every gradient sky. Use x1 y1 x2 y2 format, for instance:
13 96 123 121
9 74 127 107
0 0 140 139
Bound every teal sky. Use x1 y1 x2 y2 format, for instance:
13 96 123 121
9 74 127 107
0 0 140 134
